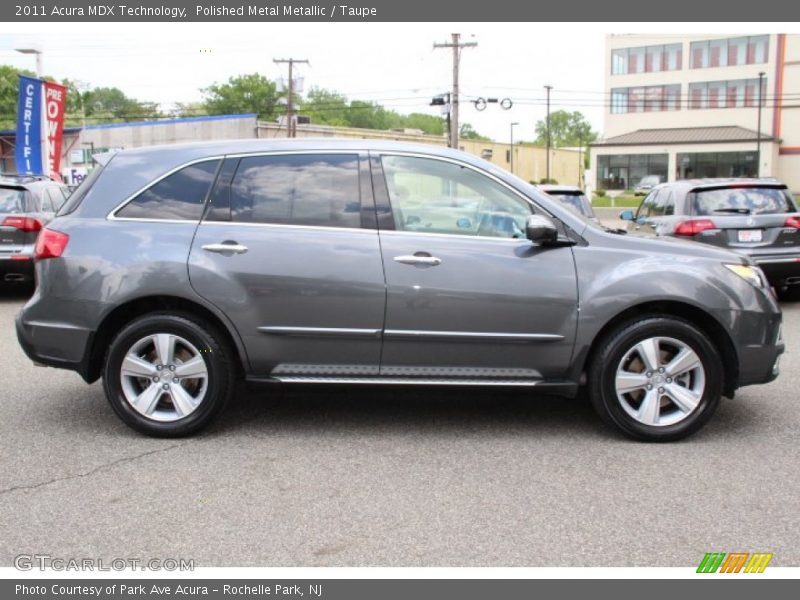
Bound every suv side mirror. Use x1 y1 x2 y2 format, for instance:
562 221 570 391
619 210 635 221
525 214 559 245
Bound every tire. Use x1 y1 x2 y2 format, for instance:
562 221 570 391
587 316 723 442
103 312 236 437
776 285 800 302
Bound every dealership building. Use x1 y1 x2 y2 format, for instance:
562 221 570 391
591 33 800 193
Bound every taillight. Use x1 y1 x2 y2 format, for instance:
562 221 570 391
674 219 717 236
785 216 800 229
34 228 69 259
2 216 42 232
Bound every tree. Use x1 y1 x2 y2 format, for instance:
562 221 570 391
82 87 159 122
460 122 489 140
0 65 36 129
201 74 282 120
534 110 597 147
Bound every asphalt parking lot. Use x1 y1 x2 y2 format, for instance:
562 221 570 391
0 288 798 568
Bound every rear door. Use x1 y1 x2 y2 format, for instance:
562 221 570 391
372 153 578 381
188 152 386 377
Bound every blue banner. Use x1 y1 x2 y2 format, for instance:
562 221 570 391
15 75 43 175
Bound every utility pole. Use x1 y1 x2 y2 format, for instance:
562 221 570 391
756 71 765 178
510 122 519 174
544 85 553 182
273 57 309 138
434 33 477 149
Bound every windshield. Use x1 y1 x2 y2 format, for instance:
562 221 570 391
692 187 796 216
548 192 593 217
0 187 27 213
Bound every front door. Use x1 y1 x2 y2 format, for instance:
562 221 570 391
189 152 386 377
373 153 578 381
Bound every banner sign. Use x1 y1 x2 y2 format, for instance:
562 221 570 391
15 75 43 175
43 80 68 176
14 76 67 178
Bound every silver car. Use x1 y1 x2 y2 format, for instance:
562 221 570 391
17 140 784 441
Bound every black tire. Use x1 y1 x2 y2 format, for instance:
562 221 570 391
587 315 723 442
776 285 800 302
103 312 236 437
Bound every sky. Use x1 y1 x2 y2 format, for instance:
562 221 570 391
0 23 608 142
1 23 792 142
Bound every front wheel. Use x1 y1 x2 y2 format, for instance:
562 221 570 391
103 313 235 437
588 316 723 442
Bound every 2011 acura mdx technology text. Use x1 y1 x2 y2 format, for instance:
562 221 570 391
16 140 785 441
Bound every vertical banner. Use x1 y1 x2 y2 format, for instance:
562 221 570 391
15 75 43 175
43 80 68 178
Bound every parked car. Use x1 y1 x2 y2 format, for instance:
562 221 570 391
17 140 784 441
620 178 800 301
634 175 662 196
537 184 600 223
0 174 70 285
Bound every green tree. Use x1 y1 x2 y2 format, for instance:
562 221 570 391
300 88 350 126
0 64 37 129
534 110 597 147
460 122 489 140
201 73 282 120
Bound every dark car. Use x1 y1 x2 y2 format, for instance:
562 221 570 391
620 178 800 301
16 140 783 441
0 174 70 285
537 184 599 223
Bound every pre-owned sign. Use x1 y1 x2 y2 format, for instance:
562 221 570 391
14 76 68 178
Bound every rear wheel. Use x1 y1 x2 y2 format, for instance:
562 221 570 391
588 316 723 442
103 313 235 437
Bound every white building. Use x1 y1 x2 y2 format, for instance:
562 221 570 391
591 34 800 193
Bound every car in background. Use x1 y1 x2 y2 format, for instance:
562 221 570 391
537 184 599 223
634 175 662 196
620 178 800 301
0 174 70 285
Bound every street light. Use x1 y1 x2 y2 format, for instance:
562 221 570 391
15 46 43 78
509 122 519 174
756 71 766 178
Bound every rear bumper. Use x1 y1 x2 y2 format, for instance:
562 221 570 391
0 254 34 282
736 249 800 286
15 312 95 381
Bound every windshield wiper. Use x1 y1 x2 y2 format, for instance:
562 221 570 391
713 208 752 214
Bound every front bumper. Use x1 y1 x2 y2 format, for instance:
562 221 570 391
735 316 785 387
16 312 95 381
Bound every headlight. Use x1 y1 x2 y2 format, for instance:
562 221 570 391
724 263 766 288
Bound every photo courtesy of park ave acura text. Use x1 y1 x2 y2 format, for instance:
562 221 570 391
1 1 799 585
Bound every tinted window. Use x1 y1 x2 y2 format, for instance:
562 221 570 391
58 163 105 216
692 187 796 216
230 154 361 228
117 160 220 220
381 155 531 239
548 192 592 217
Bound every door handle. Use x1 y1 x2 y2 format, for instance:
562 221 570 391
393 254 442 266
202 242 248 254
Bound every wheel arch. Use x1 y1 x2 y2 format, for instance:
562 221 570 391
575 300 739 398
85 294 249 383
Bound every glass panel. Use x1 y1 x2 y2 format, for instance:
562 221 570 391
709 39 728 68
381 155 531 239
707 81 726 109
728 37 747 66
690 41 708 68
230 154 361 228
693 187 794 215
628 87 645 113
611 49 628 75
629 47 646 74
751 35 769 64
664 85 681 111
117 160 220 220
664 44 682 70
646 46 663 73
689 82 707 109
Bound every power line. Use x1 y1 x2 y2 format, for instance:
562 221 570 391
434 33 477 148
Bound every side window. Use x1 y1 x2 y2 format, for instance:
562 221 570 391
39 190 54 212
44 188 63 212
662 190 675 216
230 154 361 228
380 155 530 239
116 160 220 220
638 190 659 217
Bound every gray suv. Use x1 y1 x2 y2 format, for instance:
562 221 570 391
16 140 784 441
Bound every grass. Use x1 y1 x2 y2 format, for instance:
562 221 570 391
591 195 642 208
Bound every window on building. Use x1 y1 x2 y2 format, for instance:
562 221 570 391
230 154 362 228
116 160 220 220
688 78 767 110
597 154 668 191
610 85 681 114
690 36 769 69
611 43 684 75
677 151 758 180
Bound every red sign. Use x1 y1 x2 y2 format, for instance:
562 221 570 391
43 81 67 178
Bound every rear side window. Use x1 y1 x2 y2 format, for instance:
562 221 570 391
116 160 220 220
58 163 105 216
0 187 28 214
692 187 796 216
230 154 361 228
